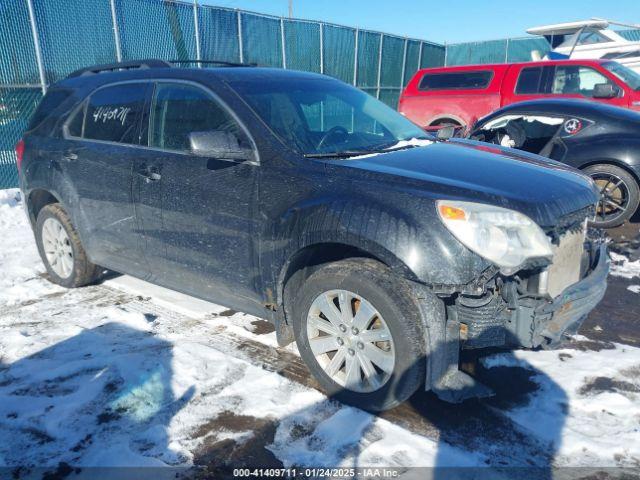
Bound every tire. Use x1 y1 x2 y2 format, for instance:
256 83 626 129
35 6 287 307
35 203 100 288
584 164 640 228
292 259 427 411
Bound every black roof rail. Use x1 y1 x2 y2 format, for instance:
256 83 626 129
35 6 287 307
67 59 172 78
169 59 257 67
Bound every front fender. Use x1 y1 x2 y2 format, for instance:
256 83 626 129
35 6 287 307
265 195 490 302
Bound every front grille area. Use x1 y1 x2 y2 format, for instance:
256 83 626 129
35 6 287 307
545 226 586 298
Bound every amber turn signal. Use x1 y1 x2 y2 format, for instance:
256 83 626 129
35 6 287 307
438 204 466 221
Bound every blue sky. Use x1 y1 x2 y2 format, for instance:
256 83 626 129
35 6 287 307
202 0 640 44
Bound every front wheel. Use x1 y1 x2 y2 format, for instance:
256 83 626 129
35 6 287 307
292 259 427 411
35 203 101 288
584 164 640 228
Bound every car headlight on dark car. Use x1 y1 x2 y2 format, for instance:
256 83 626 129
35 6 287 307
437 200 553 274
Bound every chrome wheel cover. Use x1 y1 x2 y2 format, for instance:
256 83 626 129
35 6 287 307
42 217 73 279
306 289 395 393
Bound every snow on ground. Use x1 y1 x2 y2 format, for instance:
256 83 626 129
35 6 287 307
483 340 640 467
610 251 640 280
1 189 640 470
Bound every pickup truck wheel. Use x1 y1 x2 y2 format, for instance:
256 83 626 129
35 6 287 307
35 204 100 288
292 259 426 411
584 164 640 228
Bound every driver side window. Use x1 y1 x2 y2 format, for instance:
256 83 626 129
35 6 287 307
149 83 252 154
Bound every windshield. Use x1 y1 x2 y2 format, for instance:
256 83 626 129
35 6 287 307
230 77 431 156
603 61 640 90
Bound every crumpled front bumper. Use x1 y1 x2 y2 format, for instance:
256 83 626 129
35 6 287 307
532 242 609 348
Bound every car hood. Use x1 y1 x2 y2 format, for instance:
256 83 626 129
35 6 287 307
324 139 598 228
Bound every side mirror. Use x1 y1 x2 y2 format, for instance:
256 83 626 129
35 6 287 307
592 83 620 99
436 125 456 140
189 131 253 161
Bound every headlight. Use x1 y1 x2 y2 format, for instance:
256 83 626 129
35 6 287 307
437 200 553 274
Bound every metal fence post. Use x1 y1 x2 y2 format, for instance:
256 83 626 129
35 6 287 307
418 41 423 69
504 37 510 63
237 10 244 63
193 0 201 66
110 0 123 62
444 41 448 66
353 28 358 86
280 17 286 69
25 0 47 94
400 37 407 89
376 33 383 99
319 22 324 74
319 22 324 131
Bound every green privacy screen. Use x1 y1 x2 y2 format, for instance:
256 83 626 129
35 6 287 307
0 88 42 189
445 36 551 66
0 0 449 189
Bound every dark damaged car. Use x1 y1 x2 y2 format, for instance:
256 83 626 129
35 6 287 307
17 60 608 411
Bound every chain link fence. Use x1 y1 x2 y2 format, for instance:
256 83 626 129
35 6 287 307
0 0 446 189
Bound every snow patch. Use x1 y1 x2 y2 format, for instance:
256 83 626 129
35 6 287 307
609 251 640 280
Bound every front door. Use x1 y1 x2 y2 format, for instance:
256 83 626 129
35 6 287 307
134 81 263 313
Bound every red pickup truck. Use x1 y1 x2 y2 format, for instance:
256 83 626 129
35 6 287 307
399 59 640 130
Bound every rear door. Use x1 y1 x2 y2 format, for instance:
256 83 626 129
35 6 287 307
134 81 263 312
61 82 151 276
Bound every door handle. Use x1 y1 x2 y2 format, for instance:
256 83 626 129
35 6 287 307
137 164 161 182
62 151 78 162
146 171 161 182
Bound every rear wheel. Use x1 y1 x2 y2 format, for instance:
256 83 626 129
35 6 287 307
292 259 426 411
35 204 101 288
584 164 640 228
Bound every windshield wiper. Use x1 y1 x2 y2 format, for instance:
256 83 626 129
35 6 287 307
304 150 372 159
303 137 434 159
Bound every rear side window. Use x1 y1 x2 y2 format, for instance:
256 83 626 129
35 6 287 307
75 83 148 144
515 66 558 94
418 71 493 91
149 83 251 153
515 67 544 94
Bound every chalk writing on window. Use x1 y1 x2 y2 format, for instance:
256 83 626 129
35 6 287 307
92 106 131 126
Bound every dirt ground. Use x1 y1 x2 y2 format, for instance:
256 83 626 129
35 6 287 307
582 221 640 346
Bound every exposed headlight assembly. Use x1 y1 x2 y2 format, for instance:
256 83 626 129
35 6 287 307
437 200 553 275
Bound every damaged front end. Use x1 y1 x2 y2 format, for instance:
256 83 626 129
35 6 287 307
452 214 608 351
426 207 609 402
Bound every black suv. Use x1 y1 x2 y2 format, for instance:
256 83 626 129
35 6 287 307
19 60 608 411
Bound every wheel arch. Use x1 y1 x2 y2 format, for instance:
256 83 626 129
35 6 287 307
428 114 466 127
277 239 418 319
25 188 62 227
578 159 640 186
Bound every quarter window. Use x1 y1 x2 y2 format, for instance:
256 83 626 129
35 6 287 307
418 71 493 90
81 83 148 144
149 83 250 154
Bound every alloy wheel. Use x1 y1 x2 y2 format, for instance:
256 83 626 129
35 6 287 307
591 173 630 224
42 217 74 279
306 289 395 393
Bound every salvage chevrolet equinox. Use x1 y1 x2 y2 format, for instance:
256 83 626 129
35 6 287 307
18 60 609 411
